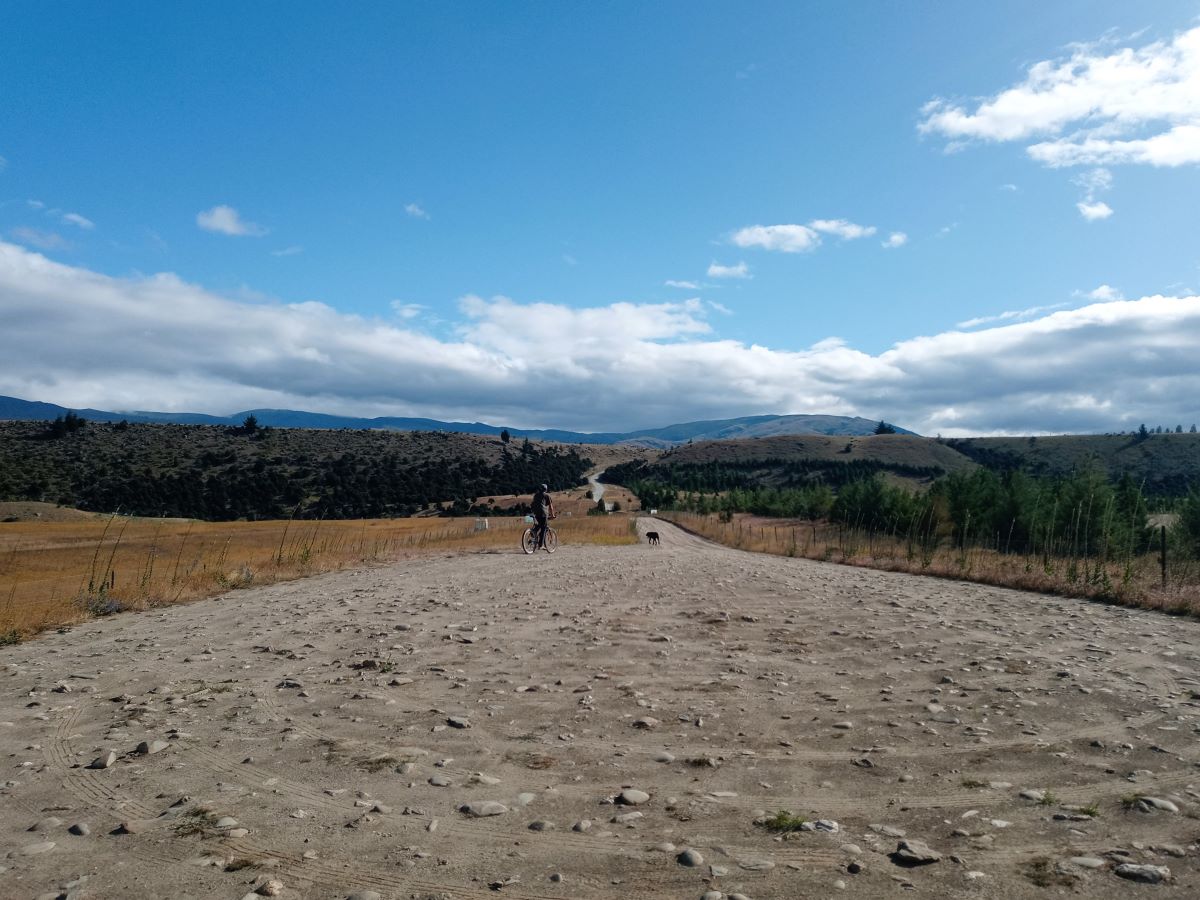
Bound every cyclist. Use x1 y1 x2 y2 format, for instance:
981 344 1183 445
531 483 556 549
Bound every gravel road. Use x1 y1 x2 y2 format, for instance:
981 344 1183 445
2 517 1199 899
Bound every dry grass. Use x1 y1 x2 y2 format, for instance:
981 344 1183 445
662 511 1200 617
0 513 637 639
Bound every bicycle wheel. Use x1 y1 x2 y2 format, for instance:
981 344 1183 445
521 528 538 554
543 528 558 553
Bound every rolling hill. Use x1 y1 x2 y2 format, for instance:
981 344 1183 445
0 395 908 446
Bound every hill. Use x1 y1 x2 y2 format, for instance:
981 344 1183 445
603 434 976 500
0 394 909 445
0 420 599 520
946 432 1200 497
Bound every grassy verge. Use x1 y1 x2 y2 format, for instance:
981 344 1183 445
0 513 637 640
661 511 1200 616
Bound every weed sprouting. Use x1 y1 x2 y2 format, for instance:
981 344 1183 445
758 810 809 833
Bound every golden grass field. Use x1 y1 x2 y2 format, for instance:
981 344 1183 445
662 510 1200 617
0 509 637 641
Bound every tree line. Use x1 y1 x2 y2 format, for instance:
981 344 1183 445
0 421 590 521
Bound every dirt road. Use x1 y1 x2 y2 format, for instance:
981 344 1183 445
3 518 1199 898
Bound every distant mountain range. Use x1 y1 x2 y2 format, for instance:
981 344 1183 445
0 394 913 446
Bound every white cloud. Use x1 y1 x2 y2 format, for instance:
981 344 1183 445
957 303 1069 329
665 279 700 289
707 260 750 279
271 245 304 257
391 301 425 320
405 203 429 219
1081 284 1124 301
1077 200 1114 221
8 227 68 251
1000 183 1020 192
882 232 908 248
919 26 1200 168
732 224 819 253
731 219 877 254
26 199 45 210
809 219 877 240
61 212 94 230
2 239 1198 435
196 204 268 237
1072 167 1113 195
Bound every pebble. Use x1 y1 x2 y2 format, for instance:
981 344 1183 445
345 893 382 900
618 789 650 805
88 750 118 769
136 739 170 754
892 839 941 866
572 820 592 832
832 721 853 729
16 841 56 855
447 716 471 729
256 879 285 896
68 823 90 836
677 848 704 867
1067 857 1106 868
1136 797 1179 813
460 801 508 817
1115 863 1171 883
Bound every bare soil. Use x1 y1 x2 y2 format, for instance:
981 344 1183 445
2 519 1198 898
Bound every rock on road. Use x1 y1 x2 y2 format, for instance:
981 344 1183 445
2 517 1199 899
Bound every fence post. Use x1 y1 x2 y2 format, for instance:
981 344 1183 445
1160 525 1167 589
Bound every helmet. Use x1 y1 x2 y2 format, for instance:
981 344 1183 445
540 483 549 491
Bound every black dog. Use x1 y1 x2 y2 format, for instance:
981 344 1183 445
646 531 660 545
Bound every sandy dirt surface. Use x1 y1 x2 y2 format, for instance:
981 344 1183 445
2 518 1199 899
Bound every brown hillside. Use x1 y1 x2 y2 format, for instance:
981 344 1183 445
948 432 1200 495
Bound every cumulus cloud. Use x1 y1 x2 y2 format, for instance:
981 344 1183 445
707 260 750 279
271 245 304 257
664 279 700 289
405 203 429 219
1 239 1198 436
1077 200 1114 221
919 26 1200 168
731 219 877 254
809 219 877 240
882 232 908 248
196 205 268 237
1080 284 1124 301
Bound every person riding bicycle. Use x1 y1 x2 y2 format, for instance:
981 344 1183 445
531 483 556 548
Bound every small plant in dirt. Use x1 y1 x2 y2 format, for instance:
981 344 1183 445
174 808 222 838
960 778 987 789
1037 791 1058 807
0 628 21 646
759 810 809 833
1120 793 1143 811
1023 856 1075 887
1078 802 1100 817
224 857 256 872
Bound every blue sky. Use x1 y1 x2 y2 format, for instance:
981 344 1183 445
2 2 1199 434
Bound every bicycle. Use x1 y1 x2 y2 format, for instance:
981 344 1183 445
522 518 558 554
